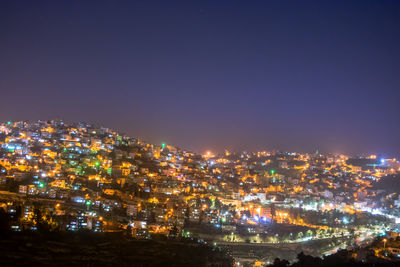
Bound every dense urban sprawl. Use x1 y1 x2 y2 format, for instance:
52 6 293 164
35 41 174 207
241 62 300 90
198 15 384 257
1 120 400 265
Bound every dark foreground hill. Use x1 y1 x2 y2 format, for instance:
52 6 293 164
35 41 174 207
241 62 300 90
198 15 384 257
0 231 233 267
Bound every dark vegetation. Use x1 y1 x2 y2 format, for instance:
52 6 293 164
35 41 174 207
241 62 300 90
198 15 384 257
0 231 233 267
268 248 398 267
0 209 233 267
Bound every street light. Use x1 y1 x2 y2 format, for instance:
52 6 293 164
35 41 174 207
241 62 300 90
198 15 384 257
383 238 387 249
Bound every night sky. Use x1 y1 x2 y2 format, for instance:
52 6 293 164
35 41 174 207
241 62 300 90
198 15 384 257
1 1 400 156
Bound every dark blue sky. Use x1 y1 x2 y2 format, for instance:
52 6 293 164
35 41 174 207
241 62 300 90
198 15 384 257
1 1 399 156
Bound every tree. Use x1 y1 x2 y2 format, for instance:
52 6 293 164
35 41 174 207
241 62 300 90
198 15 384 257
271 258 289 267
305 230 313 238
294 252 322 267
297 232 303 240
169 225 179 238
0 208 10 233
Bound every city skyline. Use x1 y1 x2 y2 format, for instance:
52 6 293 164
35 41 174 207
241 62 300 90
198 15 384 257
1 119 397 160
1 1 400 156
1 119 399 265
